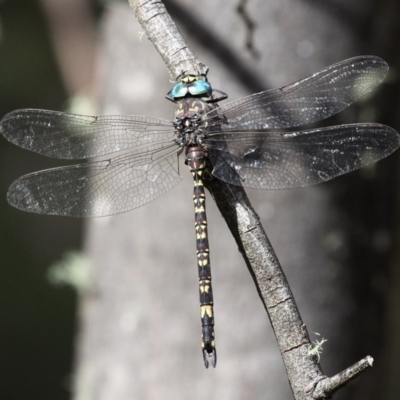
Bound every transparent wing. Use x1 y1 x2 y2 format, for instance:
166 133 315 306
206 56 388 130
205 124 400 189
0 109 174 159
7 143 182 217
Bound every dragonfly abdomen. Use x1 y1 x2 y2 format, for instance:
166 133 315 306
186 145 216 368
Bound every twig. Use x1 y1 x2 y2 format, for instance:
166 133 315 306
305 356 374 398
205 176 323 399
128 0 207 79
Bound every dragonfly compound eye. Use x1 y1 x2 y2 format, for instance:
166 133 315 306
188 80 212 97
167 82 188 100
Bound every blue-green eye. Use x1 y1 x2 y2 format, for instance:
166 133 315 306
166 78 213 101
168 83 188 99
188 80 212 97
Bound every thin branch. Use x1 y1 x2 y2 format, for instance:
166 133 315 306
306 356 374 398
128 0 207 79
127 0 373 398
205 176 323 400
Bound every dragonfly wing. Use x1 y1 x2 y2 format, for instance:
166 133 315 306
0 109 174 159
208 56 388 130
205 124 400 189
7 143 182 217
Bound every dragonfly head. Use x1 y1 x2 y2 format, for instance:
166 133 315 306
166 74 213 102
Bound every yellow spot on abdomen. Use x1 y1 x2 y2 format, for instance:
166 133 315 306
200 305 213 318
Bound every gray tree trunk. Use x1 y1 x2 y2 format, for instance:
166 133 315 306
73 1 400 399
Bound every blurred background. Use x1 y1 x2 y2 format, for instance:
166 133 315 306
0 0 399 399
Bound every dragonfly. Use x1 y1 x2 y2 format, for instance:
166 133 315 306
1 55 399 368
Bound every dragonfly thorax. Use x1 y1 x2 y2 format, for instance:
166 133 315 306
174 99 211 146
